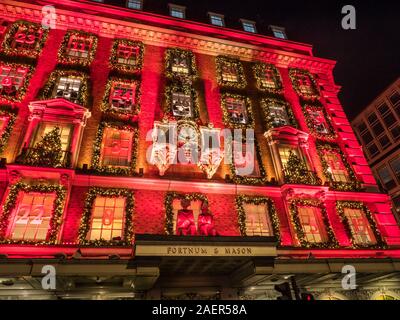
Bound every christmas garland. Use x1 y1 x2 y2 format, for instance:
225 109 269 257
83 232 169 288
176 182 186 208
283 151 322 185
235 195 280 242
164 191 208 235
1 20 49 59
316 142 361 191
0 61 34 102
336 201 386 249
301 101 337 140
215 55 247 89
165 47 198 80
57 30 98 67
289 68 320 99
101 77 141 115
220 93 254 129
164 82 200 120
289 198 339 248
91 119 139 176
229 136 268 185
0 105 17 154
78 187 134 246
0 182 66 245
260 97 297 130
109 39 144 73
252 62 283 94
39 69 90 107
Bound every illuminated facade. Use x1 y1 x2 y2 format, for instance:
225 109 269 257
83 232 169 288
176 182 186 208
0 0 399 300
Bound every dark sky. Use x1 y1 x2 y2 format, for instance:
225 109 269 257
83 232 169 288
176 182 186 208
127 0 400 120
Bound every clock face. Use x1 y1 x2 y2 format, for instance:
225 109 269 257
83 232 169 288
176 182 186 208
178 125 198 145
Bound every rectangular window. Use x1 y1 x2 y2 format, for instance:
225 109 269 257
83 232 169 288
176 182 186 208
53 76 82 103
390 156 400 181
8 192 56 241
371 121 384 136
33 122 72 153
361 131 373 145
378 134 391 149
279 146 301 168
269 103 290 127
382 112 396 128
172 198 202 235
367 143 379 158
109 81 138 112
324 152 349 183
100 128 134 167
378 166 396 190
87 196 125 241
209 14 224 27
0 63 29 98
241 20 256 33
297 206 327 243
127 0 142 10
306 108 329 134
221 62 239 83
390 126 400 140
367 112 378 125
243 203 273 236
66 34 93 59
169 5 185 19
357 122 367 133
10 23 44 51
389 92 400 106
343 207 376 245
297 74 315 96
224 96 248 124
171 92 193 118
270 26 287 39
378 103 390 116
116 43 140 67
171 55 189 74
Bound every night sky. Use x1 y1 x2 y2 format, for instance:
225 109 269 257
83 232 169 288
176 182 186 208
123 0 400 120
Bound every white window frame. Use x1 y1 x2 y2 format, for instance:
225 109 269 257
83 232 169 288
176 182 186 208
126 0 142 10
208 12 225 27
169 4 186 19
270 25 287 39
241 19 257 33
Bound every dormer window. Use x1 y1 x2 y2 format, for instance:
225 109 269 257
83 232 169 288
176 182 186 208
169 4 185 19
241 19 257 33
127 0 142 10
209 13 225 27
270 25 287 39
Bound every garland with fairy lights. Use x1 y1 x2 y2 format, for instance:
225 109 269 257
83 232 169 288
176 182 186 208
260 97 297 131
78 187 134 246
216 56 247 89
289 68 320 100
57 30 98 67
1 20 48 59
101 77 141 116
316 142 361 192
336 201 386 249
39 69 90 107
283 151 322 185
301 101 337 140
228 135 268 185
252 62 283 94
164 82 200 120
109 39 144 73
0 106 17 154
91 119 139 176
220 93 254 129
235 195 280 242
0 182 66 245
164 192 208 235
0 61 34 102
165 47 198 80
289 198 339 248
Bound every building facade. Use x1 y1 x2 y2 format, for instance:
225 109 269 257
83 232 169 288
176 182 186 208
0 0 399 300
352 78 400 218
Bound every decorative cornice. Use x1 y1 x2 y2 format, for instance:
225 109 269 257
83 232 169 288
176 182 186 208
0 1 336 73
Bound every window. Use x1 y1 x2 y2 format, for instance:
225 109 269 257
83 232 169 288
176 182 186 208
87 196 125 241
33 122 72 153
270 25 287 39
390 157 400 181
100 128 134 167
392 194 400 212
115 43 140 67
169 4 185 19
243 203 273 236
371 121 384 136
343 207 376 245
53 76 82 104
224 96 248 124
323 151 349 183
172 92 193 118
0 63 29 99
378 166 396 190
357 122 367 133
66 33 94 59
221 62 239 83
241 20 256 33
232 140 261 178
268 103 291 127
382 112 396 128
361 131 373 145
127 0 142 10
367 143 379 158
390 126 400 140
10 22 45 52
297 206 327 243
378 103 390 116
298 74 315 96
261 68 278 89
209 13 224 27
367 112 378 125
279 146 301 168
8 192 56 241
389 92 400 106
172 198 202 235
378 135 391 149
306 107 329 134
171 54 189 74
109 81 138 112
216 56 246 89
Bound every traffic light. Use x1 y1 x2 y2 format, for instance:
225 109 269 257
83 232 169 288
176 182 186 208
274 282 293 300
301 293 315 301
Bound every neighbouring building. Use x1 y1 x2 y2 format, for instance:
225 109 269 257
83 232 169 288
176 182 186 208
352 78 400 221
0 0 399 300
